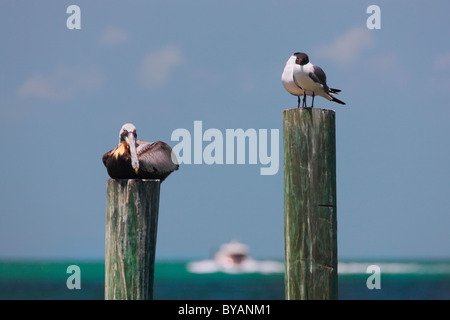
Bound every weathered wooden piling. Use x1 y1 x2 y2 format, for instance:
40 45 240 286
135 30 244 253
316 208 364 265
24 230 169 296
283 108 338 300
105 179 160 300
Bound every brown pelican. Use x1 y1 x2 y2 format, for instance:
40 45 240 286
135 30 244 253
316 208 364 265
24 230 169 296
102 123 179 181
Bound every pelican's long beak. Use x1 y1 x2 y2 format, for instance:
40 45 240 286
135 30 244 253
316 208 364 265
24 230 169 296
125 132 139 174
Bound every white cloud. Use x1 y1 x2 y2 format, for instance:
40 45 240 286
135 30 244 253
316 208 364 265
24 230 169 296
315 27 374 65
18 65 104 101
99 26 129 46
139 45 184 91
422 51 450 93
433 51 450 70
238 67 256 94
368 52 410 89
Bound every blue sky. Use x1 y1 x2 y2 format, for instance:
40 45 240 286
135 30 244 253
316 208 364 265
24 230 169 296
0 1 449 261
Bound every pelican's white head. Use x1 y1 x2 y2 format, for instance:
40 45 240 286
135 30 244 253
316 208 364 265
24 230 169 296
119 123 139 174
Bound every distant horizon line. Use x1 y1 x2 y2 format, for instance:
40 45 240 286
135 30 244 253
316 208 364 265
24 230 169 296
1 256 449 263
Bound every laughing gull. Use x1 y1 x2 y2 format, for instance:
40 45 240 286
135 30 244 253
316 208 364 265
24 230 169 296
292 52 345 108
282 54 305 108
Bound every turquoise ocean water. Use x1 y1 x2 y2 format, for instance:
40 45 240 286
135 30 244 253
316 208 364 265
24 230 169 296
0 260 449 300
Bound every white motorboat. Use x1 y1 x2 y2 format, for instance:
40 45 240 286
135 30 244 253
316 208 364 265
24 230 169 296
187 241 284 274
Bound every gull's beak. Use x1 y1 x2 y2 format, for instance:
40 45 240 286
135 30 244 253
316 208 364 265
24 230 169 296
125 132 139 174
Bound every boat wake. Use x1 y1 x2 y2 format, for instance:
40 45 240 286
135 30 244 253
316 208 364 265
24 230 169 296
187 258 284 274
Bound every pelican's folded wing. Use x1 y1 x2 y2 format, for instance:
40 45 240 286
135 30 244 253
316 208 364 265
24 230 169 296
137 141 179 174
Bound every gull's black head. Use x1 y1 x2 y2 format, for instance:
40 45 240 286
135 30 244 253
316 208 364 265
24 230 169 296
294 52 309 66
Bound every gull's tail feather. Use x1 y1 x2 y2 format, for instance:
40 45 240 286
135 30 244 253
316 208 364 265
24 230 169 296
329 88 341 94
331 96 346 105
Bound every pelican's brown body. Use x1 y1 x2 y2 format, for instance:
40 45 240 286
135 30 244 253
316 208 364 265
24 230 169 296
102 124 179 182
